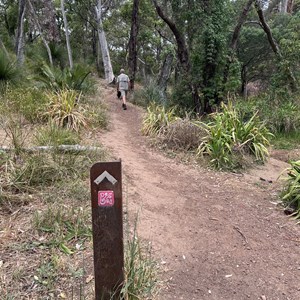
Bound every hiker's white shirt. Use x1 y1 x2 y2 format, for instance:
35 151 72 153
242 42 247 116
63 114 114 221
117 73 130 90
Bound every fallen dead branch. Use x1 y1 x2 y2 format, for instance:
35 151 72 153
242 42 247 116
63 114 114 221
0 145 102 153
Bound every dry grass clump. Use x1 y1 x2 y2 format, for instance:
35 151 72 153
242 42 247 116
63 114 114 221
158 118 206 151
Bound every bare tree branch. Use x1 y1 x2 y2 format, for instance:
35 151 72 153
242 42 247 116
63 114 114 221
26 0 53 65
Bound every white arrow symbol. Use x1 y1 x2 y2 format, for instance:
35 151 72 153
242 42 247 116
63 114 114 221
94 171 118 185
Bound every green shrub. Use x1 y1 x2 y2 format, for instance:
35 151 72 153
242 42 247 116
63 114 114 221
2 87 48 123
34 124 80 146
142 102 178 136
34 63 94 93
269 101 300 133
132 79 165 107
33 204 92 252
44 89 88 131
281 160 300 220
120 220 159 299
236 96 300 134
0 50 19 84
197 102 273 169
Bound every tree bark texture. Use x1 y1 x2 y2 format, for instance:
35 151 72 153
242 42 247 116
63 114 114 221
157 52 173 100
152 0 201 114
255 1 282 56
280 0 288 12
241 65 248 98
61 0 73 69
287 0 294 13
152 0 190 73
128 0 140 90
223 0 254 90
255 0 297 91
95 0 115 83
32 0 60 42
16 0 26 66
265 0 281 18
27 0 53 65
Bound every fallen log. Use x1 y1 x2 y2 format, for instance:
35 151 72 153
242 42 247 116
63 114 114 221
0 145 102 153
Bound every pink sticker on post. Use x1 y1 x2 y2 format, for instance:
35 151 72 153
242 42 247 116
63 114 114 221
98 191 115 207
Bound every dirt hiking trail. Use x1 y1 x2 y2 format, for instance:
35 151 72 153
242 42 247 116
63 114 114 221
97 85 300 300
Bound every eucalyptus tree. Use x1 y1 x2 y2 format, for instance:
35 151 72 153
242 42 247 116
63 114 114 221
127 0 139 89
152 0 232 114
152 0 201 113
31 0 60 42
95 0 114 83
27 0 53 65
61 0 73 69
15 0 26 65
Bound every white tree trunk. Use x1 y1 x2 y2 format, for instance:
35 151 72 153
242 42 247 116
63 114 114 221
280 0 288 12
61 0 73 69
95 0 114 83
16 0 26 66
27 0 53 65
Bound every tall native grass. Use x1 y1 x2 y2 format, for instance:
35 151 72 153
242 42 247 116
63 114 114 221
33 204 92 254
0 50 19 84
281 160 300 221
142 102 178 136
197 102 273 170
132 79 165 107
34 124 80 146
235 96 300 134
44 89 88 131
121 228 159 299
1 87 48 123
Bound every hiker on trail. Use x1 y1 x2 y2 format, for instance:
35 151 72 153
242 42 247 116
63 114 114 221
117 69 130 110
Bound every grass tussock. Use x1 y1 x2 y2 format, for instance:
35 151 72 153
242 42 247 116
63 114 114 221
131 79 165 108
44 89 88 131
120 220 160 300
197 102 273 170
158 117 206 151
142 102 178 136
281 160 300 221
33 204 92 253
34 124 80 146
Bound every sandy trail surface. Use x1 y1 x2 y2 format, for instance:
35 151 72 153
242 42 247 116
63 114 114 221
96 87 300 300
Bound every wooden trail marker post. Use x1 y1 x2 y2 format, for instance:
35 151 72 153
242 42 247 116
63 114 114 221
90 161 124 299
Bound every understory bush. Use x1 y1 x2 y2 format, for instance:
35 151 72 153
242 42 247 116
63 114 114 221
158 117 206 150
33 204 92 253
34 63 94 93
197 102 273 170
0 50 19 84
142 102 178 136
132 79 165 107
236 96 300 134
1 87 48 123
44 89 88 131
34 124 80 146
281 160 300 221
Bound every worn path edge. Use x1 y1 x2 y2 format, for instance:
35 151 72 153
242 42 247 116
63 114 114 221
95 85 300 300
